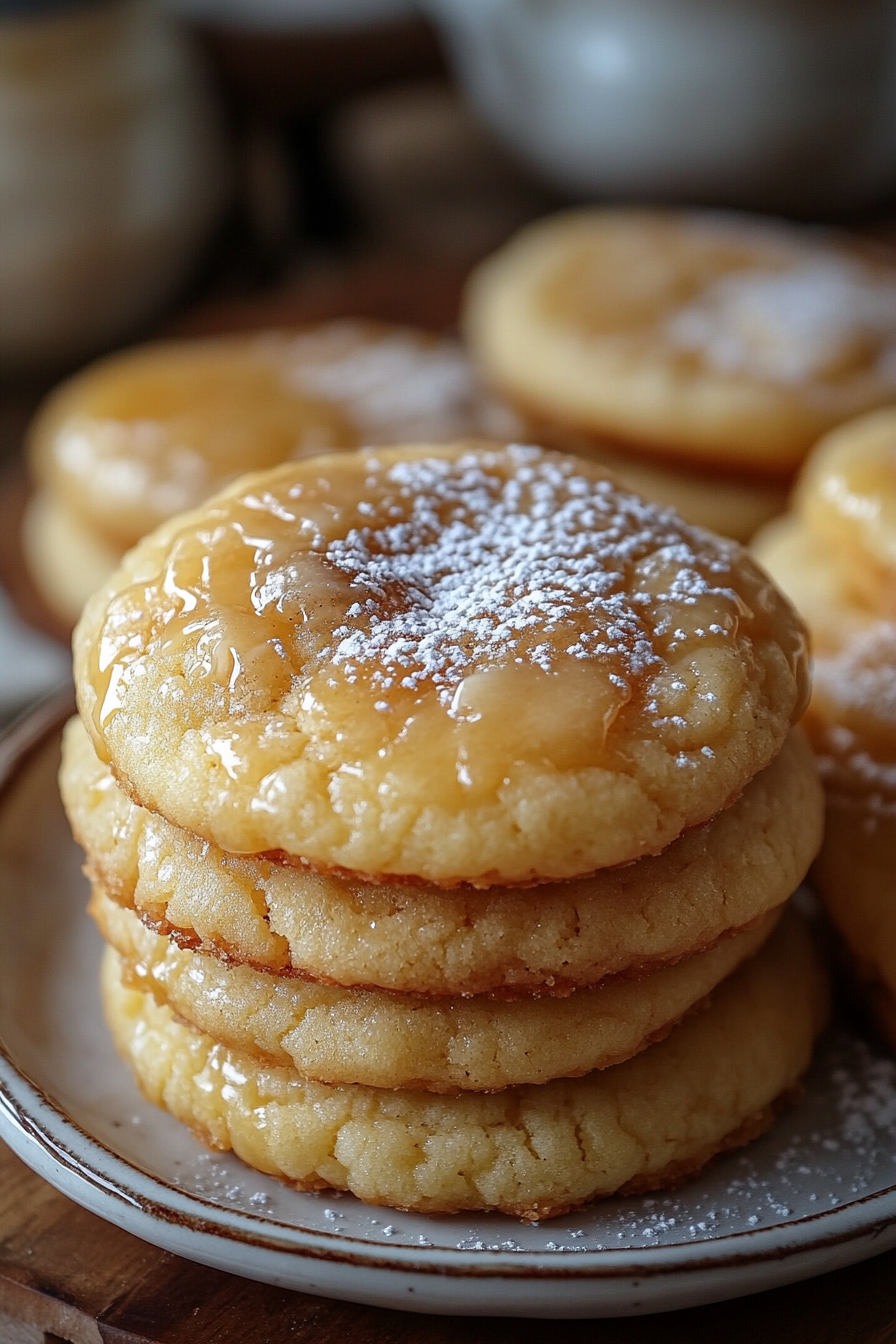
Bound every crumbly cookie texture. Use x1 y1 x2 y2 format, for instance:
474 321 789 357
102 911 829 1219
74 443 808 885
30 322 518 552
465 209 896 473
93 885 778 1093
62 720 821 994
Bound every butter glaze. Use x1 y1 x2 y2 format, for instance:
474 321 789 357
75 443 808 882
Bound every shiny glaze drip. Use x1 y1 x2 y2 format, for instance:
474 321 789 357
87 444 806 790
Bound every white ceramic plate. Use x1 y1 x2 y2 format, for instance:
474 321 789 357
2 694 896 1319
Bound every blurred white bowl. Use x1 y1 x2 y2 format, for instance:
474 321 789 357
423 0 896 213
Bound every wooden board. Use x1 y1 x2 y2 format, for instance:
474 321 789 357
3 1138 896 1342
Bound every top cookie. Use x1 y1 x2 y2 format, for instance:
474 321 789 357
465 209 896 476
74 442 808 885
30 321 518 552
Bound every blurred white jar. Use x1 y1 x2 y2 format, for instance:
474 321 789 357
0 0 227 374
423 0 896 213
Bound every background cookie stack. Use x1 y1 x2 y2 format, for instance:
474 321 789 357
28 208 896 637
755 410 896 1048
65 441 828 1219
24 320 520 625
464 209 896 541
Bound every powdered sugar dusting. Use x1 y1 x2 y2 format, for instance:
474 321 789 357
318 445 732 700
811 621 896 796
667 256 896 385
274 321 521 443
814 622 896 732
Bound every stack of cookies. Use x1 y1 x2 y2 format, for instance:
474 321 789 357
465 208 896 541
755 410 896 1048
64 442 828 1219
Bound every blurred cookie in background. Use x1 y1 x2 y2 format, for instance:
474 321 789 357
465 209 896 540
23 321 521 624
754 409 896 1049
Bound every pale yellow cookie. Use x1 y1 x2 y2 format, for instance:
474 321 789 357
102 910 829 1219
794 408 896 616
753 519 896 774
30 323 518 555
62 716 822 994
93 884 779 1093
807 622 896 794
465 209 896 475
755 437 896 1051
22 489 122 624
752 514 872 651
73 444 808 885
812 793 896 1049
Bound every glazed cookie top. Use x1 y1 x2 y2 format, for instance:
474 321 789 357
74 443 808 884
30 322 518 550
465 209 896 474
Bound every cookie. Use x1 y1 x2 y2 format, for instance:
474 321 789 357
793 408 896 616
753 526 896 781
73 443 808 885
93 884 779 1092
803 625 896 1043
752 515 874 652
30 322 518 553
754 423 896 1050
465 209 896 476
812 792 896 1046
102 909 829 1219
25 323 520 622
63 716 822 995
22 489 122 626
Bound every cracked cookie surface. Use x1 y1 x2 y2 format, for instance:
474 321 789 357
102 910 829 1219
93 884 778 1093
62 720 820 994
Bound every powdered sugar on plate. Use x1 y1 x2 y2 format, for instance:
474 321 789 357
150 1027 896 1254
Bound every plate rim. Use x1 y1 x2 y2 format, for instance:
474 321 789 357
2 692 896 1292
